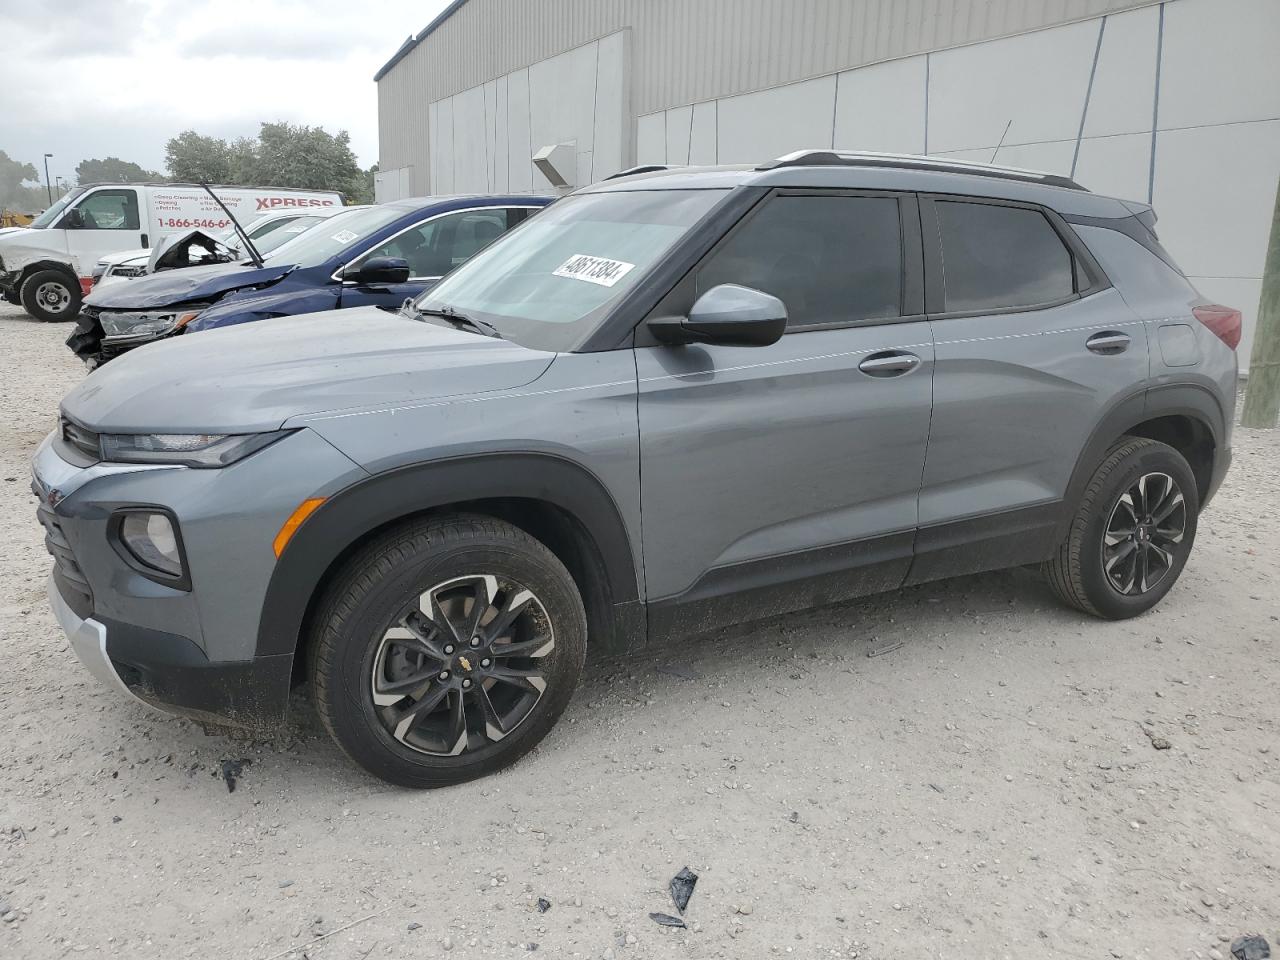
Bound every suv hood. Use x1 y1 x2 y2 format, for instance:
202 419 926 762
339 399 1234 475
60 307 556 434
83 260 296 309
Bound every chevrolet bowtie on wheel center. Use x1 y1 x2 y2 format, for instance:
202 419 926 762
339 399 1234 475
34 152 1238 787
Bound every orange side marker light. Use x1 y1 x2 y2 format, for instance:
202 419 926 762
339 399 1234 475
273 497 326 558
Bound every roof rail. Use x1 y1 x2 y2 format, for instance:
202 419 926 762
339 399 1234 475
756 150 1088 192
604 164 675 181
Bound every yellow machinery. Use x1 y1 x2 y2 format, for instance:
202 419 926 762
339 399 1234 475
0 210 34 228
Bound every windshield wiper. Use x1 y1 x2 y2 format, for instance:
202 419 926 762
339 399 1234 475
406 302 502 339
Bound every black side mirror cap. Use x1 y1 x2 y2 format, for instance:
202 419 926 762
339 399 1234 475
61 208 84 229
649 283 787 347
345 256 410 285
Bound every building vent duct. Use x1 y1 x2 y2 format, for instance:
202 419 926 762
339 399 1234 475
532 142 576 189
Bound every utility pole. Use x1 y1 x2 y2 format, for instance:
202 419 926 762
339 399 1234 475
42 153 53 205
1241 173 1280 428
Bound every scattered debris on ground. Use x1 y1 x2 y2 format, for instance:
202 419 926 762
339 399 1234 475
648 912 686 929
218 758 251 792
1231 933 1272 960
669 866 698 914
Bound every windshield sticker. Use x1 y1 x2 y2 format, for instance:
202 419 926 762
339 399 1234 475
552 254 636 287
331 229 359 244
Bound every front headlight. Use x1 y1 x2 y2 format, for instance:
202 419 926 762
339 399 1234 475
99 430 292 468
100 309 202 339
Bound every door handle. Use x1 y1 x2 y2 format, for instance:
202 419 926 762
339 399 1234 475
1086 331 1131 355
858 351 921 377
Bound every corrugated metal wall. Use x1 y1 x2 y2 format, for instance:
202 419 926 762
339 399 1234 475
377 0 1157 183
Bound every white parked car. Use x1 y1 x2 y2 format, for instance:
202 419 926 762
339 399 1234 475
91 207 360 287
0 182 343 321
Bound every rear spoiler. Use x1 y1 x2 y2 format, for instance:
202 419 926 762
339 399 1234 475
1118 199 1159 237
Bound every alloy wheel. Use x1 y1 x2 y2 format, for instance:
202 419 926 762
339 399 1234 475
1101 471 1186 596
369 573 555 756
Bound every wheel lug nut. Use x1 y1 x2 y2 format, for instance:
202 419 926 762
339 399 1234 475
470 637 481 648
438 670 451 681
480 658 491 668
443 644 454 655
462 678 472 689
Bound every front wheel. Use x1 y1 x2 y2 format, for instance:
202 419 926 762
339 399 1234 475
20 269 82 322
309 515 587 788
1045 437 1199 619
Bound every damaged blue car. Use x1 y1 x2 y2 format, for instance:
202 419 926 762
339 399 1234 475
68 194 552 367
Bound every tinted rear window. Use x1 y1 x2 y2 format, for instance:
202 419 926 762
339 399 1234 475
936 201 1074 312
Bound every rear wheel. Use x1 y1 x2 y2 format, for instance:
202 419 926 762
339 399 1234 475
20 269 82 322
309 515 587 788
1045 437 1199 619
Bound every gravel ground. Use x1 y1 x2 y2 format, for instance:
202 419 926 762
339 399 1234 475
0 299 1277 960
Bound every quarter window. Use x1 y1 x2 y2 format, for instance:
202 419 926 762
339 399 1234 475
696 194 903 328
935 201 1074 312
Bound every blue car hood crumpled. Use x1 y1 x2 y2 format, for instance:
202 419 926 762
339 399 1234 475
84 260 297 309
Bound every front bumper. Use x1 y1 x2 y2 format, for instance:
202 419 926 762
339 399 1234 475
47 573 148 707
32 427 366 729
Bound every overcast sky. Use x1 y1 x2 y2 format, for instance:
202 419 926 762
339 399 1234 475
0 0 450 184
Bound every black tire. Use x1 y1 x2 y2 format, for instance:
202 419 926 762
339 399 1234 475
309 514 587 788
1044 437 1199 619
20 269 81 322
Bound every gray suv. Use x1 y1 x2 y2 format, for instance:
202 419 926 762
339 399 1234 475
34 151 1239 787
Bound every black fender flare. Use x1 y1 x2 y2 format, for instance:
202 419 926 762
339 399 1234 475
1058 382 1226 539
20 259 81 289
254 452 641 658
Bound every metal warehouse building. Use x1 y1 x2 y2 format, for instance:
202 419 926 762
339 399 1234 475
375 0 1279 362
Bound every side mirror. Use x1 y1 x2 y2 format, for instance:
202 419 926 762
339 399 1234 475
344 256 410 285
648 283 787 347
61 208 84 229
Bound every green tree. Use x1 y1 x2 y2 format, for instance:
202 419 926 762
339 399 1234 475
75 156 162 184
249 122 361 192
164 131 232 183
348 163 377 205
0 150 44 213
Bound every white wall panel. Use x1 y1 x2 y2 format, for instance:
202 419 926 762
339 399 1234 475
716 75 837 165
833 56 927 155
636 112 666 164
928 19 1100 152
664 105 694 165
592 31 630 180
1160 0 1280 129
1072 133 1151 201
1152 119 1280 281
1080 5 1158 138
451 85 489 193
506 69 534 193
689 101 718 164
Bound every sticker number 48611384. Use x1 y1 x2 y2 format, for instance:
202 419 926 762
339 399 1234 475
552 254 636 287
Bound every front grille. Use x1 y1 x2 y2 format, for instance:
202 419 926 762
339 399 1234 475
35 497 92 603
60 416 101 460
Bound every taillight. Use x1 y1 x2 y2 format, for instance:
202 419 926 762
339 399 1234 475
1192 304 1242 350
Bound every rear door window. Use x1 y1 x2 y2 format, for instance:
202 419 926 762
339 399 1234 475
934 200 1074 312
695 194 903 329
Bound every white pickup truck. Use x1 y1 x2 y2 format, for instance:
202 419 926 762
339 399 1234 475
0 182 342 321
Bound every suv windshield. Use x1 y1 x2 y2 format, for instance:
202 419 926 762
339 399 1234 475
413 188 727 351
264 205 404 268
29 189 84 229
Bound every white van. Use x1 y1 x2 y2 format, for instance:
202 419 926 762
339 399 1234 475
0 182 343 321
